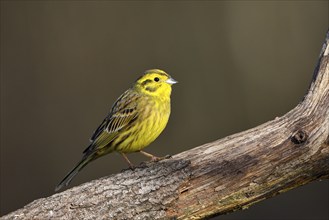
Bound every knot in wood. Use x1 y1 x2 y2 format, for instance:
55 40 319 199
291 130 308 145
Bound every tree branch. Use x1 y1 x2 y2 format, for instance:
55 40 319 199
2 30 329 220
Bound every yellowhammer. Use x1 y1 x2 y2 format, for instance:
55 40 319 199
55 69 177 191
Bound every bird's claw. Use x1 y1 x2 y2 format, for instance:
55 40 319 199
164 154 172 159
151 154 172 162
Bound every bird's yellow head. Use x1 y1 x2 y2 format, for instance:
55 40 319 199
135 69 177 98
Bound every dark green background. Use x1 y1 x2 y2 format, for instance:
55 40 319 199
1 1 328 219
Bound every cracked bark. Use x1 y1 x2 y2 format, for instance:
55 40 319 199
2 31 329 220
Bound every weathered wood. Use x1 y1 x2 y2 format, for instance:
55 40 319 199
2 31 329 220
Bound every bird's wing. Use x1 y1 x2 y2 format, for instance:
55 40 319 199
83 90 139 154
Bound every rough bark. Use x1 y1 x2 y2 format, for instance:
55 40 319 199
2 31 329 220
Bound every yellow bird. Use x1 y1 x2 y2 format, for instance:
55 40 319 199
55 69 177 191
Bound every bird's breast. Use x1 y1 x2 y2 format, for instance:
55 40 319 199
117 97 171 153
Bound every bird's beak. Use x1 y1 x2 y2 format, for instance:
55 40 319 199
166 77 178 85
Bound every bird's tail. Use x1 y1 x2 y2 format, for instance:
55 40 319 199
55 156 93 192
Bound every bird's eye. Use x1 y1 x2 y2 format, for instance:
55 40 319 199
154 77 160 82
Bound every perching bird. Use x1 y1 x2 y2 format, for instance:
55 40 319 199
55 69 177 191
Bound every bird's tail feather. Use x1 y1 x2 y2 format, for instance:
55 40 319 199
55 156 92 192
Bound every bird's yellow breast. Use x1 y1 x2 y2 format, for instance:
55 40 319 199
115 95 171 153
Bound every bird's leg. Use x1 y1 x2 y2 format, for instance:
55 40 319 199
120 153 135 169
139 150 171 162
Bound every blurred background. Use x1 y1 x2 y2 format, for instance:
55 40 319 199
1 1 328 219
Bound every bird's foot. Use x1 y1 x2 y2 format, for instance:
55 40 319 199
151 154 172 162
140 150 171 162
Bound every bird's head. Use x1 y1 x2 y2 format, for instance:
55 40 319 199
135 69 177 98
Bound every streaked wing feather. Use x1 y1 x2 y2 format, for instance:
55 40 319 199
89 118 107 142
84 90 139 154
106 107 137 134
